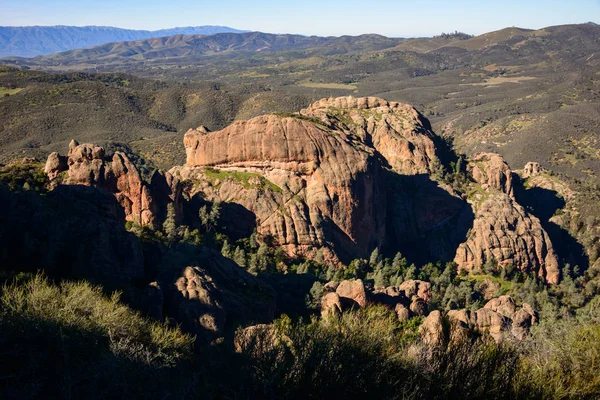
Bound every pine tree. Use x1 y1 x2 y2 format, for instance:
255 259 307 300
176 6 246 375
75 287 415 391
369 248 380 266
233 246 247 268
221 239 232 259
163 203 177 240
199 201 221 232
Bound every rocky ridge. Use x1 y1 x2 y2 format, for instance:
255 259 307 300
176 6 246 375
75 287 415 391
43 96 563 284
45 140 181 228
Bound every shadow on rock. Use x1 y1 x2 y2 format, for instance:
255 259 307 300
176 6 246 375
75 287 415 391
514 183 588 272
383 172 474 266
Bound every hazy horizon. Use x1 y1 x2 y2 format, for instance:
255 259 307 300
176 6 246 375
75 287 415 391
1 0 599 37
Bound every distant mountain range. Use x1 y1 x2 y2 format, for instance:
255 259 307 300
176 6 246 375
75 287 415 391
0 25 249 57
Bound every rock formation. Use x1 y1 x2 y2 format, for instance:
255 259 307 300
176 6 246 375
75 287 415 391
44 140 181 228
336 279 368 307
44 152 67 180
420 296 537 343
522 162 543 178
323 278 433 321
165 255 277 344
177 96 469 264
469 152 514 198
455 153 560 284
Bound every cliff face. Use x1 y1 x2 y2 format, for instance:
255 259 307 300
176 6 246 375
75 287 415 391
454 153 560 284
178 96 466 264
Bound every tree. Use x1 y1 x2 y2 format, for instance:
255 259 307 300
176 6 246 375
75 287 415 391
163 203 177 240
221 239 232 259
233 246 247 268
199 201 221 232
305 281 325 310
369 248 381 266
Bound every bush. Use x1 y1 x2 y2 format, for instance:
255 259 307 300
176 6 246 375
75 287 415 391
238 305 519 399
0 274 195 399
516 321 600 399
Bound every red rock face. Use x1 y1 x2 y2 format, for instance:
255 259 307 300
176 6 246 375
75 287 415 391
179 96 449 263
46 140 181 229
455 153 560 284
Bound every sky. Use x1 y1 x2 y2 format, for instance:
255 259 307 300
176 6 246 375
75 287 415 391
1 0 599 37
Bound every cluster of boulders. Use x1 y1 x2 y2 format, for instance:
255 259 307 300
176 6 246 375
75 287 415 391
319 278 537 342
45 139 182 229
320 278 432 321
420 295 538 344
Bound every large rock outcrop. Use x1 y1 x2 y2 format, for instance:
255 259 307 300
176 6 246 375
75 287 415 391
455 153 560 284
177 96 468 263
45 140 181 228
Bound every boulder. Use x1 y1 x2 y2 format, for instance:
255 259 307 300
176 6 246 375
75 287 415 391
409 297 427 316
321 292 343 318
398 280 432 303
44 152 68 180
477 278 501 300
336 279 368 308
469 153 514 198
324 281 340 292
484 295 517 319
395 303 410 321
419 310 445 346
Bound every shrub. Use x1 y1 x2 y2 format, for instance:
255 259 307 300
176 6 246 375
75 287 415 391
0 273 195 399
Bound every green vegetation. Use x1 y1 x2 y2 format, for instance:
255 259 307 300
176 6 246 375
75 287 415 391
204 167 283 192
0 161 48 192
0 273 195 398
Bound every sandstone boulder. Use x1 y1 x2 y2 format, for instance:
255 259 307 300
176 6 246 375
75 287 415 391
398 280 432 303
44 152 68 180
477 278 501 300
324 281 340 292
419 310 445 346
321 292 343 318
336 279 368 307
484 295 517 318
409 297 427 316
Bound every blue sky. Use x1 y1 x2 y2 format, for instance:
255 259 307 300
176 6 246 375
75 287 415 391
1 0 599 37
